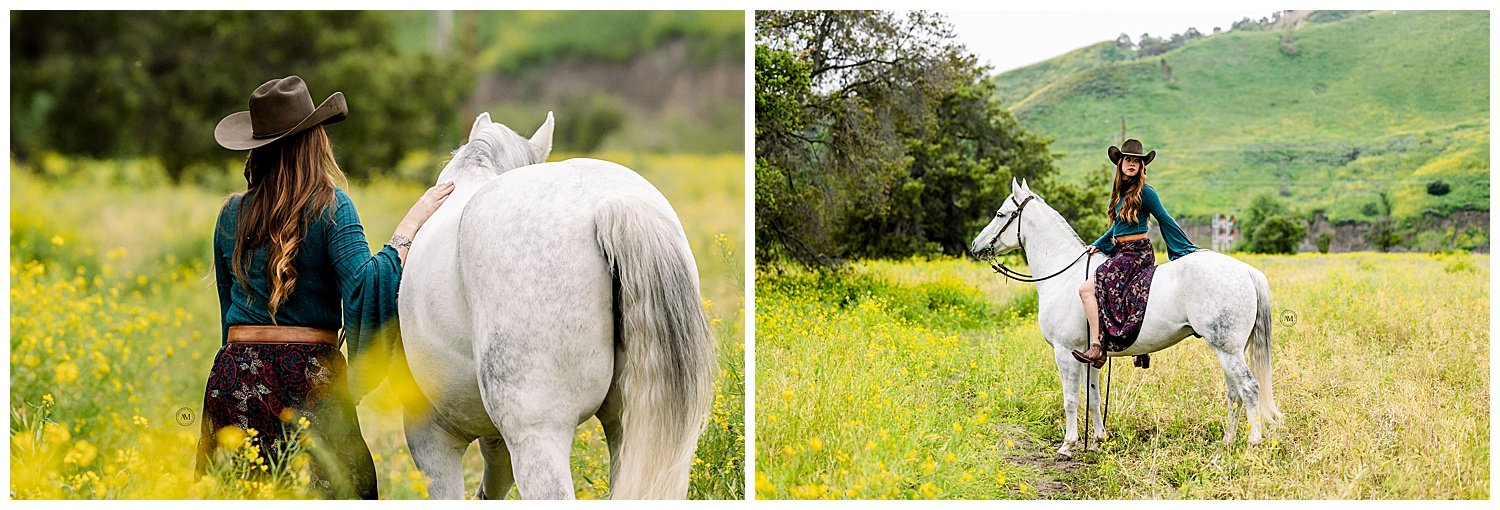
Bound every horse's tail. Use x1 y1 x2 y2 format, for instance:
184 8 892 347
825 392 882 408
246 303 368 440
594 194 715 499
1246 267 1284 428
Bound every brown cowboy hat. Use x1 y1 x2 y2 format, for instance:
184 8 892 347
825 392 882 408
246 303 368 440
1108 138 1156 166
214 75 347 151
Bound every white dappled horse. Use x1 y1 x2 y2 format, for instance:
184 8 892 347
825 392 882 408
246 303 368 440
970 179 1282 457
395 112 714 499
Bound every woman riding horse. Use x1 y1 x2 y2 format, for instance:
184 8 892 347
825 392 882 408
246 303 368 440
196 75 453 498
1073 139 1204 368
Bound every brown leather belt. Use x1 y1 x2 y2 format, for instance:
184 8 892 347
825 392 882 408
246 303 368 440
1113 233 1149 244
228 325 340 347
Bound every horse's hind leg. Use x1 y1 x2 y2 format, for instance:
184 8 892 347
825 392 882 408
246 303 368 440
405 414 472 499
1220 369 1243 445
1212 347 1263 445
597 379 625 487
477 436 514 500
498 422 576 499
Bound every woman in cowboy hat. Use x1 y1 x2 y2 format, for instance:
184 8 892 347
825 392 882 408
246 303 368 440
1072 139 1203 367
195 75 454 498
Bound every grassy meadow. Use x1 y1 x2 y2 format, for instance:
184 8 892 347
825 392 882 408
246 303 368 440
8 151 745 499
755 253 1488 499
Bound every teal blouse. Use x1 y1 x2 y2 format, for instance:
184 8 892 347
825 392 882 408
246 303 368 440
213 188 402 397
1091 184 1200 261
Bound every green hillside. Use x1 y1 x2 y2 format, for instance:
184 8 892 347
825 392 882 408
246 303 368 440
991 41 1134 107
993 10 1489 224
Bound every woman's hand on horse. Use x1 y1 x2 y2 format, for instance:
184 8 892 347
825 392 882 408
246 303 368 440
1085 246 1100 254
401 181 457 232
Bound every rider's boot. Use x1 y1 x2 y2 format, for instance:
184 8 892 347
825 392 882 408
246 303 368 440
1071 339 1106 368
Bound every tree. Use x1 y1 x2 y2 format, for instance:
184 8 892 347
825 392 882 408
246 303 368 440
1365 217 1402 252
1316 231 1334 253
755 10 1058 264
1241 193 1290 248
10 11 474 181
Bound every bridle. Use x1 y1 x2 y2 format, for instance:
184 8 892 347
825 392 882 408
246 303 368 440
978 194 1094 283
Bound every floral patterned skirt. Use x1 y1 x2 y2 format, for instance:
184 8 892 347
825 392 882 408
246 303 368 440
194 342 377 499
1094 238 1157 352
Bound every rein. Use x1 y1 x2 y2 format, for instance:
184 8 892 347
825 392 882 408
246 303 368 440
980 194 1095 283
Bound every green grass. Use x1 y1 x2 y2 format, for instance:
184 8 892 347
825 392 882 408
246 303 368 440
755 253 1488 499
9 152 745 499
992 10 1489 224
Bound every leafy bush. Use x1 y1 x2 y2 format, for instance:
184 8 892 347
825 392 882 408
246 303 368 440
1246 215 1307 254
1427 179 1451 196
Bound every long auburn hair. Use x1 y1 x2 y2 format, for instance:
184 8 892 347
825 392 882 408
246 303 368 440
1107 159 1147 223
226 125 347 322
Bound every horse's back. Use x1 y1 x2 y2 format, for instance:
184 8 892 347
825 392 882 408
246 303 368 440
1130 251 1259 353
456 158 665 425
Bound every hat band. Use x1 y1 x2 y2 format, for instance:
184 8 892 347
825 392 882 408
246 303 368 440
252 125 294 140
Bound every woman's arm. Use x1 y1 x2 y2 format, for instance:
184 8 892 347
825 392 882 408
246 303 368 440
213 211 233 346
326 183 452 399
387 182 456 264
1092 223 1115 254
1142 186 1200 260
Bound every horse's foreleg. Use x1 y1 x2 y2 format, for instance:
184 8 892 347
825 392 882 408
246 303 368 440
1054 352 1082 457
1086 364 1106 447
477 436 514 500
405 414 472 499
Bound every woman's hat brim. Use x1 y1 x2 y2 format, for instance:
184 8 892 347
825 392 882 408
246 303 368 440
1108 146 1156 166
214 92 347 151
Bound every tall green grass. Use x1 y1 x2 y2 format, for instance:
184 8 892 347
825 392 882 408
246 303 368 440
756 253 1488 498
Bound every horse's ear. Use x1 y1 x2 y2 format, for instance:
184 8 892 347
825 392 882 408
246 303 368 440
530 111 554 161
1020 178 1031 195
1010 177 1020 196
469 112 491 142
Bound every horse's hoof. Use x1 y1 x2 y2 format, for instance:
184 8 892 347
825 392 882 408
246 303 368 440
1056 443 1075 458
1086 441 1101 452
1248 432 1264 446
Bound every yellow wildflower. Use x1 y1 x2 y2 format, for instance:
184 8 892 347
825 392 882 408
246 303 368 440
216 426 246 450
55 362 79 383
64 440 98 466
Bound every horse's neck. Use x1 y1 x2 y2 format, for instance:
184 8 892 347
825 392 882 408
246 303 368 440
449 171 498 207
1018 206 1090 294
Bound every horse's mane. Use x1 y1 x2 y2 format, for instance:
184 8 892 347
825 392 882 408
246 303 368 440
448 124 544 177
1028 193 1088 247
